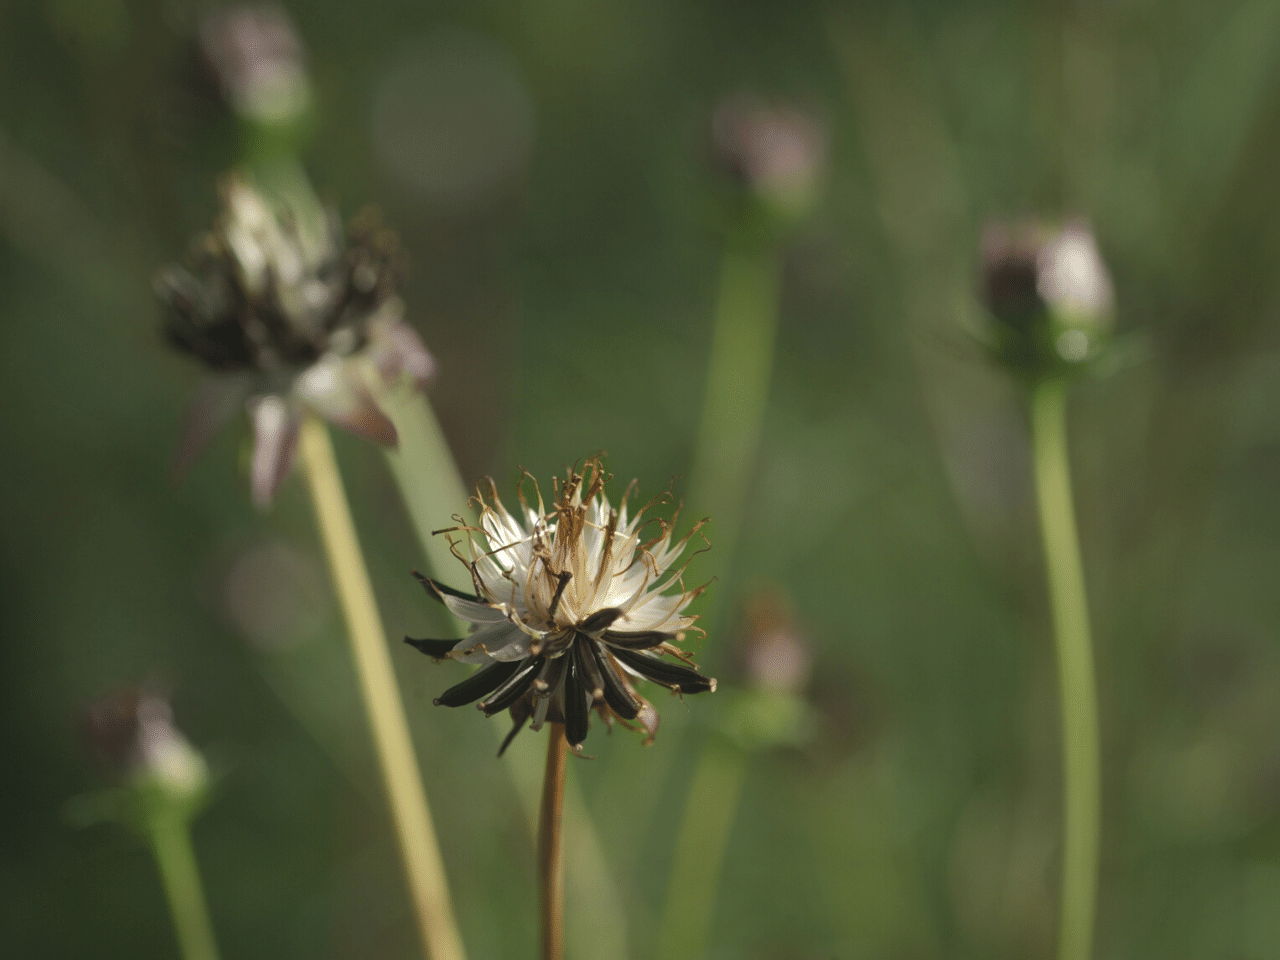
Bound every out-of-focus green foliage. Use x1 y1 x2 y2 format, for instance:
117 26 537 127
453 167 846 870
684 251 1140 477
4 1 1280 958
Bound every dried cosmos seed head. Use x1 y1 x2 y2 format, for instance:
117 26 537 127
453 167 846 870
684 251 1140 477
156 176 435 505
406 456 715 755
80 688 209 805
710 92 828 222
979 219 1115 381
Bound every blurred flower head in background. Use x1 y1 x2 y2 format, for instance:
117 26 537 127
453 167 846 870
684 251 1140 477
714 586 817 751
980 219 1115 381
199 4 311 128
156 176 434 505
736 588 814 697
80 687 209 809
711 92 828 223
407 457 715 754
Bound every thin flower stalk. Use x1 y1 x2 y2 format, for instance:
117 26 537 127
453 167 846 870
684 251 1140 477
656 184 784 960
538 724 569 960
654 739 747 960
146 811 222 960
1030 380 1100 960
686 235 782 586
297 416 466 960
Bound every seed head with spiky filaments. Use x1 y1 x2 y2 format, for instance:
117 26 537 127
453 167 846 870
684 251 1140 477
406 458 716 754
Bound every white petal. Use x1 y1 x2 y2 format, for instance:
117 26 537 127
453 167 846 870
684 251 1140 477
450 622 531 664
442 593 508 624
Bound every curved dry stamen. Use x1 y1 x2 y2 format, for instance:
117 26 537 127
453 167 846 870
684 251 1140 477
547 571 572 621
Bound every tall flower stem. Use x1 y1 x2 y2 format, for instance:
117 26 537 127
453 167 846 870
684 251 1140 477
654 739 747 960
377 384 470 582
687 232 782 581
654 229 781 960
538 725 568 960
144 810 221 960
1029 379 1100 960
297 416 466 960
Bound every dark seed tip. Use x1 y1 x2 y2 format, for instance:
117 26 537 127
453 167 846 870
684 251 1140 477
432 698 443 706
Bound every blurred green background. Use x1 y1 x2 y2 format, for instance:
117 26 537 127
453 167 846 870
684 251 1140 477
5 1 1280 957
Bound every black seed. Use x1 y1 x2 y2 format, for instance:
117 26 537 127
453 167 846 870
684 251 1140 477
404 637 458 659
479 657 545 716
412 570 484 604
610 648 715 694
435 660 523 707
602 629 672 650
572 636 605 700
592 645 641 720
537 653 568 698
564 659 591 747
577 607 623 633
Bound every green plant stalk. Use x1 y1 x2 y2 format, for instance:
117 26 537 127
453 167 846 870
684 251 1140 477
378 384 470 582
298 416 466 960
654 740 747 960
379 385 630 960
145 811 221 960
653 228 782 960
1029 379 1100 960
687 233 783 584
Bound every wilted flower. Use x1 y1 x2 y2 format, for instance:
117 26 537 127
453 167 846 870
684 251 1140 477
156 177 434 505
980 219 1115 379
711 92 828 221
80 688 209 806
406 457 715 754
199 4 311 126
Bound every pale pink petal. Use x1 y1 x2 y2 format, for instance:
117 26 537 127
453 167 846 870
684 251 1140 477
249 394 300 508
294 355 398 446
372 317 436 388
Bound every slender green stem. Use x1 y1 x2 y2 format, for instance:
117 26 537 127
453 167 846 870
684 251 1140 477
687 233 783 582
1029 379 1101 960
654 740 747 960
298 416 466 960
539 725 568 960
651 227 781 960
377 383 472 584
145 812 221 960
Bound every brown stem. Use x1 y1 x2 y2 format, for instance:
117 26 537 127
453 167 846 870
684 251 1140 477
538 724 568 960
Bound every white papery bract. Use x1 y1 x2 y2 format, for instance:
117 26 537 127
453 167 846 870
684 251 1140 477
408 457 715 753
